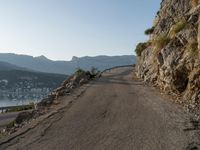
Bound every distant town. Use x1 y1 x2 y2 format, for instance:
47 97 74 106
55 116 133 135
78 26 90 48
0 79 53 102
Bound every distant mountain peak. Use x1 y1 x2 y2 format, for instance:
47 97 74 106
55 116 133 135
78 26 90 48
35 55 49 61
72 56 79 61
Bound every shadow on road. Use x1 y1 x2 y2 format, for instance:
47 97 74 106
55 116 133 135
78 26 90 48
184 118 200 132
186 142 200 150
184 118 200 150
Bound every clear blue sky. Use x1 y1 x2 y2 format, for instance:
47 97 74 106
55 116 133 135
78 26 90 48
0 0 160 60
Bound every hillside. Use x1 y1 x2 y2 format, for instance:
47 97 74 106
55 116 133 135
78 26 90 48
0 70 67 89
136 0 200 113
0 70 67 101
0 61 28 71
0 53 136 75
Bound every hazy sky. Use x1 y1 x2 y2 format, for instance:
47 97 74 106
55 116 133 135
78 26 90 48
0 0 160 60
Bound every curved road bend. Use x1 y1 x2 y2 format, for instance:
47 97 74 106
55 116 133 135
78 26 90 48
0 67 199 150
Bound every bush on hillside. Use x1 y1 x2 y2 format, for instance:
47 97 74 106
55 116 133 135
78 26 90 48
90 67 100 78
75 68 87 76
144 27 155 35
135 42 149 56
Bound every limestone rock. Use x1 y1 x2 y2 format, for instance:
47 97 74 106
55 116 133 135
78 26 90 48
136 0 200 114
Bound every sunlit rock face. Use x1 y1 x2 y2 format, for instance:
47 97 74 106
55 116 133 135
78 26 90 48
136 0 200 113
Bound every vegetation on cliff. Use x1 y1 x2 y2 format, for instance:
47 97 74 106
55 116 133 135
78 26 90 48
136 0 200 114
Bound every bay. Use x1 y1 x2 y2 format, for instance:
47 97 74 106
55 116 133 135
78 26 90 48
0 99 40 107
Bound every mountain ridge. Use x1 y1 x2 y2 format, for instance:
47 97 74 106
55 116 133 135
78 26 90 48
0 61 29 71
0 53 136 75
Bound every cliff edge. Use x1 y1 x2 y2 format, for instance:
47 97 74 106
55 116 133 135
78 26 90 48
136 0 200 114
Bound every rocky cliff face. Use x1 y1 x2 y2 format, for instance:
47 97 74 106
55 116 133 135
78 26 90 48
137 0 200 113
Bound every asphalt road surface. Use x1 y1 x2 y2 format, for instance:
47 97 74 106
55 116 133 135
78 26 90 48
1 67 199 150
0 112 19 126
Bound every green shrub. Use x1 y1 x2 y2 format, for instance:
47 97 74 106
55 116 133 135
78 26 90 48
152 34 170 51
144 27 154 35
169 20 187 38
135 42 149 56
75 68 86 76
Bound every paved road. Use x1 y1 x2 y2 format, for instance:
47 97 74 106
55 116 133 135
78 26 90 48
0 112 20 127
0 67 199 150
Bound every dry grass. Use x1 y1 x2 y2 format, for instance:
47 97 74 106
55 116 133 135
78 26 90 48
190 42 198 53
191 0 199 7
153 17 159 27
169 20 187 38
152 34 170 52
186 41 198 58
189 41 198 53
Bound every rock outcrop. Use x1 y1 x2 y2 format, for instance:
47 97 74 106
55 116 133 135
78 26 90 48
136 0 200 114
38 69 98 108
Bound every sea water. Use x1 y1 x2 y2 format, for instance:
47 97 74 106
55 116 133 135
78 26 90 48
0 99 40 107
